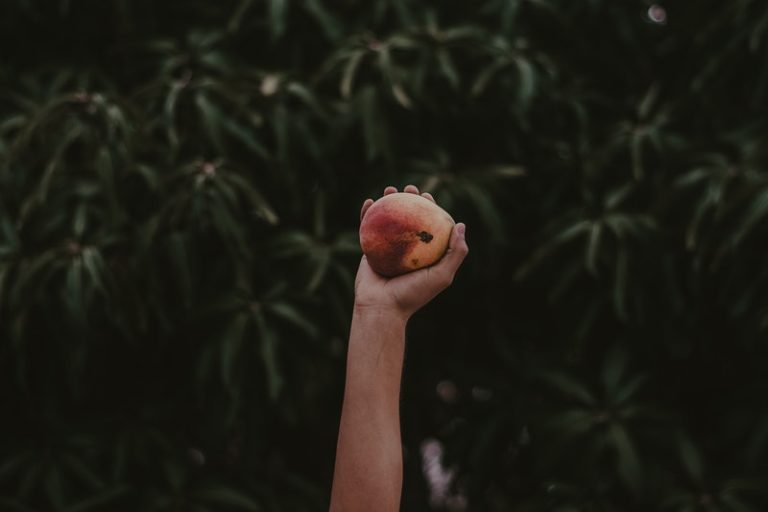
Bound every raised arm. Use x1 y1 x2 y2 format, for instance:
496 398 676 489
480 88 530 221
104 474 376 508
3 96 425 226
330 185 468 512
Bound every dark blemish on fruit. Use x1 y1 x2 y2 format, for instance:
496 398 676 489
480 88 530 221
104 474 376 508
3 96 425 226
411 258 419 265
369 237 414 277
418 231 433 243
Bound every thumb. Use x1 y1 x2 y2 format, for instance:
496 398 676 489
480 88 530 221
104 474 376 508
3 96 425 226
356 255 383 283
432 223 469 281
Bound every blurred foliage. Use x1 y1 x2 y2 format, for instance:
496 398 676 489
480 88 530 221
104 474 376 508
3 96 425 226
1 0 768 511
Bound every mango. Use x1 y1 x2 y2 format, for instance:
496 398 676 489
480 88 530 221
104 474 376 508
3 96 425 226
359 192 455 277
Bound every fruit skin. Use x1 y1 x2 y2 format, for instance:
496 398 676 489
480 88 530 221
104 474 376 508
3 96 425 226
359 192 455 277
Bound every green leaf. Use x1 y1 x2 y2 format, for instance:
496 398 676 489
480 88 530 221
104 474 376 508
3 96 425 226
195 92 225 151
218 112 270 159
501 0 522 33
469 417 504 470
225 173 279 225
631 132 644 180
0 451 30 482
638 83 660 120
723 475 768 493
81 247 107 295
437 49 460 90
268 301 318 339
601 346 627 396
605 183 635 211
733 186 768 246
674 167 713 189
677 432 704 482
359 86 385 161
273 102 290 162
340 50 366 99
539 372 597 406
441 26 486 43
379 47 412 109
66 258 84 315
35 121 84 203
254 312 283 400
269 0 288 39
585 221 602 275
550 219 592 247
303 0 342 41
471 59 511 97
270 231 314 258
72 203 88 238
199 51 232 74
44 465 65 509
64 485 129 512
612 374 648 406
164 81 184 148
166 233 192 308
514 56 536 107
719 493 759 512
461 181 506 241
208 197 247 250
387 34 419 50
390 0 415 26
515 219 590 279
161 459 185 491
285 81 327 118
194 485 261 510
609 423 642 494
219 312 249 390
391 82 412 109
9 249 60 306
19 462 41 499
306 246 331 292
0 497 38 512
227 0 255 32
543 409 595 437
61 453 103 489
613 246 629 321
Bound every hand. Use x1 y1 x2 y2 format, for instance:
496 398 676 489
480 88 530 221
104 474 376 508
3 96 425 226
354 185 469 320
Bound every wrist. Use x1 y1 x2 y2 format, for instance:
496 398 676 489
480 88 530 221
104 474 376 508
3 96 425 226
349 303 408 362
352 302 410 325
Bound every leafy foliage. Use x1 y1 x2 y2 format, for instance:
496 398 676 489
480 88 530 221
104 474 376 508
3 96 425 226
1 0 768 510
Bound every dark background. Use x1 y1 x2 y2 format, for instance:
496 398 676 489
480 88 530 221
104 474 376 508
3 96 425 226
2 1 768 510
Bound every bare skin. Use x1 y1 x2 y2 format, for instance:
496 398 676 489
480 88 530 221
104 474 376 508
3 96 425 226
329 184 469 512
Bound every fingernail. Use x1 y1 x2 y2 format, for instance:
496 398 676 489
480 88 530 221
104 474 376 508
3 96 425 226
457 223 465 237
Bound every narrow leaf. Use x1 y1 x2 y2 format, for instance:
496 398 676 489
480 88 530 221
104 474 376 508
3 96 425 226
613 246 629 321
340 50 366 99
514 57 536 107
304 0 342 41
437 49 460 90
609 423 642 494
677 432 704 482
269 0 288 40
220 313 249 390
539 372 597 406
254 313 283 400
585 221 602 275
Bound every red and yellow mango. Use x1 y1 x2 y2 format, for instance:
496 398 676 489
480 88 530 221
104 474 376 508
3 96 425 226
360 193 455 277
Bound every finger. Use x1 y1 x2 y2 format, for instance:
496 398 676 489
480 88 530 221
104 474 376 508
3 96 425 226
383 186 398 195
432 223 468 283
421 192 435 203
360 198 374 221
357 255 385 283
404 184 419 194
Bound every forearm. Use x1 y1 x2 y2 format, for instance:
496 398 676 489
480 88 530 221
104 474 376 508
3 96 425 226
330 306 408 512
